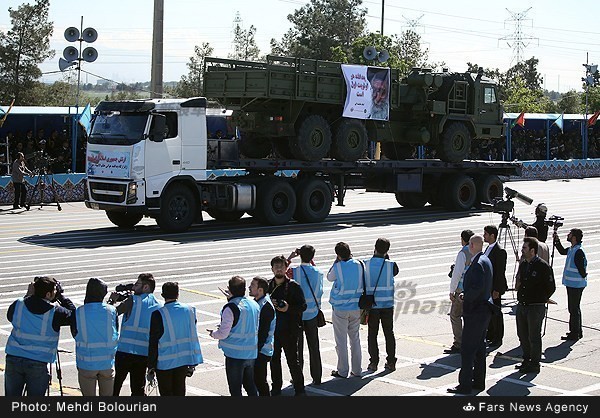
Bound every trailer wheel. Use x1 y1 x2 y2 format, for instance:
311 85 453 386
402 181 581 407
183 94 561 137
254 180 296 225
156 184 197 232
293 115 332 161
331 119 368 162
475 174 503 205
238 133 272 158
381 143 415 160
437 122 472 163
272 137 295 159
206 209 245 222
106 211 143 229
293 178 332 223
443 174 476 211
395 192 428 208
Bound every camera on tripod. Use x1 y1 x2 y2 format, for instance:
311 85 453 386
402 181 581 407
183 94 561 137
108 283 134 304
545 215 564 230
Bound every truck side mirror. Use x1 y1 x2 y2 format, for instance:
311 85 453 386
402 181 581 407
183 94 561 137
149 114 167 142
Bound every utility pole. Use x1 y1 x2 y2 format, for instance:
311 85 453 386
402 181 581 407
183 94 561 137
381 0 384 35
150 0 164 98
499 8 538 65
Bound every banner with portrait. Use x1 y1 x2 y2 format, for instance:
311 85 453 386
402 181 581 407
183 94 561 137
342 65 390 121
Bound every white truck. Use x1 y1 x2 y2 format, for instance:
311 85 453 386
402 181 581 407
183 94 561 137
84 97 521 233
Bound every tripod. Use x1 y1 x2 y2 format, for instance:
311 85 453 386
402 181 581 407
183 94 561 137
25 165 62 211
497 211 520 292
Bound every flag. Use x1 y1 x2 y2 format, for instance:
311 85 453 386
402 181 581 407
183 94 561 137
78 103 92 135
588 110 600 126
510 111 525 128
0 99 15 128
553 112 564 133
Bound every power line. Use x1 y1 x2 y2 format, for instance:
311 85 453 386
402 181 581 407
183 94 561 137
499 8 539 65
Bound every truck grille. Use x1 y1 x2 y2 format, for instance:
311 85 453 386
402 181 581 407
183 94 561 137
89 181 127 203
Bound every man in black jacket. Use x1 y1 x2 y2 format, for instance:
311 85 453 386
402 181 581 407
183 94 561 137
268 255 307 396
483 224 508 348
515 237 555 374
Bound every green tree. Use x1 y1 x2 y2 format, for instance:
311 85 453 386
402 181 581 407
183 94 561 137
176 42 213 98
503 76 551 113
506 57 543 92
271 0 367 60
229 24 260 61
0 0 54 104
557 90 582 114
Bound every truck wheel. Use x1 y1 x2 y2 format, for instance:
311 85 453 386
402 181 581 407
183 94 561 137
293 178 332 223
475 174 503 205
443 174 476 211
238 133 272 158
272 137 295 159
293 115 332 161
156 184 197 232
331 119 368 162
395 192 428 208
106 211 143 228
206 209 245 221
254 180 296 225
381 143 415 160
437 122 472 163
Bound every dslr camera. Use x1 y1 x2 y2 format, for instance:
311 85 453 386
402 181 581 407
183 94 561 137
272 299 287 309
545 215 564 230
108 283 134 305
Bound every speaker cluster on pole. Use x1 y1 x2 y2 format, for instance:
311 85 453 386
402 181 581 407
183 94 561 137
363 46 390 63
58 22 99 72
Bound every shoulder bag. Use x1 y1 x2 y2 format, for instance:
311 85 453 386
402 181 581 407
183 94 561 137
301 266 326 327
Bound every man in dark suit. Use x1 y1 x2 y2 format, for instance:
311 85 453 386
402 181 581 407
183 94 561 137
483 224 508 348
448 234 493 394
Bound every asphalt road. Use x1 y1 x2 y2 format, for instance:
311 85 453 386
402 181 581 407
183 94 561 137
0 177 599 401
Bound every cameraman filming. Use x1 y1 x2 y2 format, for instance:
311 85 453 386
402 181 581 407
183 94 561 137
109 273 163 396
5 276 75 396
517 203 549 243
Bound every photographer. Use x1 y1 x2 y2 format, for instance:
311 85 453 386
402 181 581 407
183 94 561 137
148 282 203 396
516 203 549 243
110 273 163 396
5 276 75 396
554 228 588 341
11 151 33 209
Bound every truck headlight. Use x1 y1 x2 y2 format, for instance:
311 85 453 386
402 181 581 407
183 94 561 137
126 182 138 204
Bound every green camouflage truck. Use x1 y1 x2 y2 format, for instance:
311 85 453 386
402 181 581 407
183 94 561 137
202 55 504 163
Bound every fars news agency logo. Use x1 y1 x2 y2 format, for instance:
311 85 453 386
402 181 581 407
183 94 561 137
463 403 476 412
393 280 451 321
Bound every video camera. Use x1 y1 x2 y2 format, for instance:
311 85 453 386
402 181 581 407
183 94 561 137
482 187 533 215
108 283 134 305
545 215 564 230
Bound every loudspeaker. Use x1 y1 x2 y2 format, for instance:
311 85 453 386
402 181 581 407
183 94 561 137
63 46 79 62
378 49 390 63
82 47 98 63
82 27 98 43
58 58 76 72
363 46 378 61
64 27 80 42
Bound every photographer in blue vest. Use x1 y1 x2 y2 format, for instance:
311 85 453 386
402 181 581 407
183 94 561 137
147 281 203 396
210 275 260 396
5 276 75 396
249 276 276 396
109 272 162 396
74 278 119 396
554 228 588 341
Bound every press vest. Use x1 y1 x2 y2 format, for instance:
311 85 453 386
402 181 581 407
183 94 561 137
562 244 587 288
363 257 395 309
256 295 276 357
292 264 324 320
218 297 260 360
329 259 363 311
6 298 59 363
157 302 203 370
75 302 118 370
457 245 473 291
118 293 162 356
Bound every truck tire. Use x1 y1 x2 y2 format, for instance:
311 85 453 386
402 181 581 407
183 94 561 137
238 133 272 159
106 211 143 229
475 174 503 205
331 119 368 162
437 122 472 163
156 184 198 232
293 115 332 161
272 137 295 159
381 143 415 160
443 174 476 211
293 177 332 223
254 180 296 225
395 192 428 208
206 209 245 222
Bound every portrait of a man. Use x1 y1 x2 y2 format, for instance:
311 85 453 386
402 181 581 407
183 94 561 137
367 68 390 121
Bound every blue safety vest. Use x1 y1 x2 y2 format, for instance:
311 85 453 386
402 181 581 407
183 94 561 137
218 297 259 360
6 298 59 364
156 302 203 370
118 293 162 356
292 264 324 320
75 302 118 370
363 257 395 309
562 244 587 288
329 259 363 311
256 295 276 357
457 245 472 292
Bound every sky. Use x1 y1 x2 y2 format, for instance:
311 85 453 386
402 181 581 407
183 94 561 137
1 0 599 94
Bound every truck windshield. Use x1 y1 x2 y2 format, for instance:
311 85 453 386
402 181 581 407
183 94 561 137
89 113 148 145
